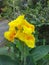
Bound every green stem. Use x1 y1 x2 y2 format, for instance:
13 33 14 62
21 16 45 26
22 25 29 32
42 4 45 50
24 54 26 65
43 38 46 46
23 46 26 65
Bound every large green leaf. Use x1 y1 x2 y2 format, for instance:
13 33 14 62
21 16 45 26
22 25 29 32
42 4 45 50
0 55 18 65
31 45 49 61
37 54 49 65
0 47 22 65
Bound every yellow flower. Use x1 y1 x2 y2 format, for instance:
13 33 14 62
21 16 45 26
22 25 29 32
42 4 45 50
16 31 35 48
4 30 16 42
4 15 35 48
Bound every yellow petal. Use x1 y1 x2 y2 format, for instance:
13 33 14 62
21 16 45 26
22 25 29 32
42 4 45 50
24 35 35 48
4 30 16 42
22 20 35 34
8 15 25 27
16 31 35 48
9 26 16 31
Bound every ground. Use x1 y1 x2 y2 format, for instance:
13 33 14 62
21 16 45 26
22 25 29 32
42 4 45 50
0 19 9 46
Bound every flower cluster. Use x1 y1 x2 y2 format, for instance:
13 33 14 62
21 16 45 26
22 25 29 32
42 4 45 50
4 15 35 48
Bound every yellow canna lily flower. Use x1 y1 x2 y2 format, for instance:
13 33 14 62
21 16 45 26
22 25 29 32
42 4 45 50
4 15 35 48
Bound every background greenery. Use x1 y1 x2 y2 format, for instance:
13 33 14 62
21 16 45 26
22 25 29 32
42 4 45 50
0 0 49 65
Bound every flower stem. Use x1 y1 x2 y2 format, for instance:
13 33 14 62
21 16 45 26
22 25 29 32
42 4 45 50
43 38 46 46
24 54 26 65
23 46 26 65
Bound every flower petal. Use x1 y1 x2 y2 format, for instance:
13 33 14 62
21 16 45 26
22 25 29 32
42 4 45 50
22 20 35 34
4 30 16 42
16 31 35 48
8 15 25 27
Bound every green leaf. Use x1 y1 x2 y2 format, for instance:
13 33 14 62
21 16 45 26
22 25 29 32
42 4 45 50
31 45 49 61
37 54 49 65
0 55 18 65
0 47 16 60
0 47 8 55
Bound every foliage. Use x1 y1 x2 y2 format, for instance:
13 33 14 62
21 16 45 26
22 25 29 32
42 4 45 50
0 0 49 65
